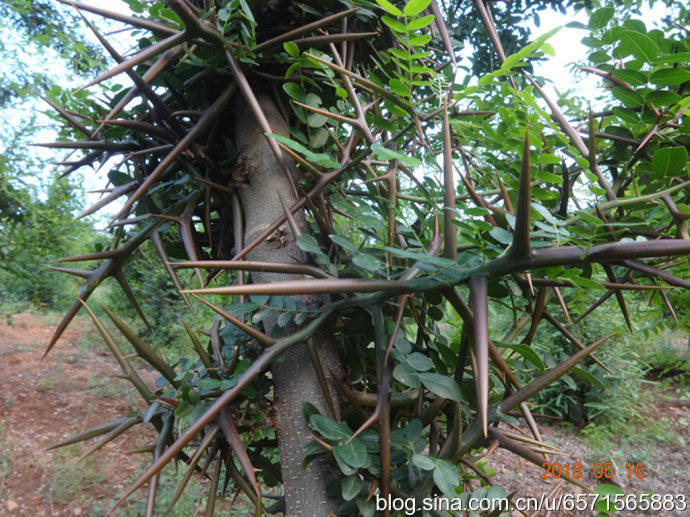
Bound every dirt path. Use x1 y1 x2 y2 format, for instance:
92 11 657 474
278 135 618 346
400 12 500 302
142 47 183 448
1 312 688 516
490 398 690 516
0 312 157 516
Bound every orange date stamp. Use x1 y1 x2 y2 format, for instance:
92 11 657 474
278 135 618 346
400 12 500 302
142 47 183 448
541 461 645 480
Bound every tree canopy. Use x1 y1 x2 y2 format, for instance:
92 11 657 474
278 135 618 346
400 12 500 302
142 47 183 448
20 0 690 515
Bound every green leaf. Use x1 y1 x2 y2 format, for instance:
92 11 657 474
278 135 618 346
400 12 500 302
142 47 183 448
330 234 357 252
390 48 411 60
409 34 432 47
341 475 363 500
650 68 690 87
371 143 421 166
594 484 624 512
407 14 435 31
418 372 462 401
569 275 603 290
498 343 545 370
652 147 688 177
353 252 383 273
651 51 690 64
283 41 299 58
108 170 134 187
646 89 680 106
407 352 433 371
267 133 340 168
196 378 222 390
611 69 647 86
388 78 412 98
404 0 432 17
307 112 328 128
282 82 303 100
588 7 614 30
489 226 513 245
356 496 376 517
310 414 351 441
540 154 562 165
393 361 421 389
612 86 643 107
433 459 459 497
381 15 406 33
571 367 606 389
411 453 436 470
301 402 320 422
375 0 403 16
333 438 368 468
296 233 321 254
502 27 560 71
612 106 639 124
619 31 658 62
595 484 625 496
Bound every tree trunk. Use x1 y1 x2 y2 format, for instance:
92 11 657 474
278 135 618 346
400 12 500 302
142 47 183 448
234 94 342 516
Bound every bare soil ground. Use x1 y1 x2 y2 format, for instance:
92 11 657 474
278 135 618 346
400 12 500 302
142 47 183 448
0 312 158 516
490 392 690 516
0 312 687 516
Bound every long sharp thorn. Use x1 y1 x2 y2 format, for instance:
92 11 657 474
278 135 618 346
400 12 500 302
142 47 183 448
543 311 613 375
45 266 92 279
47 417 132 450
75 181 137 221
45 285 97 356
277 190 302 239
74 31 188 93
57 0 178 33
161 426 220 517
49 249 117 263
623 259 690 289
558 160 570 217
150 232 195 314
190 294 275 347
469 275 490 438
100 305 179 387
76 417 141 462
442 99 457 261
659 289 679 324
219 408 260 496
306 340 338 419
495 169 513 213
33 89 90 137
523 286 547 346
575 290 614 323
114 269 151 330
104 310 331 515
500 332 618 414
183 277 406 296
430 0 456 65
603 265 632 332
553 287 571 324
252 8 359 53
111 83 236 223
511 126 531 258
79 301 153 401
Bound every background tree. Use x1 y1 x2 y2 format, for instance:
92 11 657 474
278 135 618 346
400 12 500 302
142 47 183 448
0 0 110 309
37 0 689 515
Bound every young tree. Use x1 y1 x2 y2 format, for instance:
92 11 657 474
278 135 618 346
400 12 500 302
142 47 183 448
43 0 689 515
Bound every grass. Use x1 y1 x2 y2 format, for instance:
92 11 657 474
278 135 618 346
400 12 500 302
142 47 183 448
46 447 108 506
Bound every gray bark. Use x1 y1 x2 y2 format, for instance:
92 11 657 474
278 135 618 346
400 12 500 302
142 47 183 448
234 94 342 516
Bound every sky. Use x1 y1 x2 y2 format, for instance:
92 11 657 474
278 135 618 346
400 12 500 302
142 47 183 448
531 2 673 100
4 1 675 221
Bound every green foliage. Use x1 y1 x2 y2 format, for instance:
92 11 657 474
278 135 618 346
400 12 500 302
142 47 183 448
0 166 93 310
0 0 106 106
26 0 690 515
